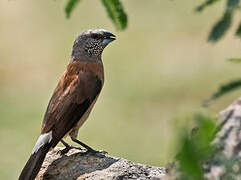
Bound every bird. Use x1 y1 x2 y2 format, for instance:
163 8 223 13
18 29 116 180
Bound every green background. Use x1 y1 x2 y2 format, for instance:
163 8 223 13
0 0 240 179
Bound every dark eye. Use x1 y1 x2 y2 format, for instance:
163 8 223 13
91 34 101 39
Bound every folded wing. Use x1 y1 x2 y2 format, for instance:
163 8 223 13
41 63 102 147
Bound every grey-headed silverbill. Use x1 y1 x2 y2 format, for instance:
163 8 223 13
19 29 116 180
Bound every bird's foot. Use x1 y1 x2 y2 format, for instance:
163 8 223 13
59 140 84 155
58 146 70 155
58 145 84 155
70 137 107 156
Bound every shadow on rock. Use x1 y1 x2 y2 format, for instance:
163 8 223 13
42 151 118 180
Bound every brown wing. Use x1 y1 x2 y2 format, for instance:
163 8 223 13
41 63 102 147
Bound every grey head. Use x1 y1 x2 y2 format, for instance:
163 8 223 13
71 29 116 62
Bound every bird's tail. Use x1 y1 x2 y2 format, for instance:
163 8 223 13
19 132 53 180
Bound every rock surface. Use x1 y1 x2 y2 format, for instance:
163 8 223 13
36 148 166 180
204 98 241 179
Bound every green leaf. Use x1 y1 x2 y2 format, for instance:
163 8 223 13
65 0 81 18
207 0 239 42
204 79 241 105
228 58 241 63
193 114 217 148
208 11 232 42
227 0 240 10
177 137 203 180
235 21 241 37
176 113 216 180
195 0 221 12
101 0 128 30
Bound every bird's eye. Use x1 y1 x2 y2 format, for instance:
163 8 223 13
91 34 100 39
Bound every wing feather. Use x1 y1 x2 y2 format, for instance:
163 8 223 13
41 65 102 147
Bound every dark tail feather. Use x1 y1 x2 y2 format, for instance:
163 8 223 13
18 143 51 180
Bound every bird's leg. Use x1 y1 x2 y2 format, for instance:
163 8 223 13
70 137 97 153
70 137 107 154
58 140 83 155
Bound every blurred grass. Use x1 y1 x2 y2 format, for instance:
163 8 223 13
0 0 241 179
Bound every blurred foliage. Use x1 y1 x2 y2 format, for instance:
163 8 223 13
101 0 127 30
235 21 241 36
228 58 241 62
199 0 241 105
197 0 240 42
176 113 217 180
196 0 221 12
208 11 232 42
65 0 127 30
178 1 241 177
176 112 241 179
197 0 241 105
65 0 81 18
204 79 241 105
205 56 241 105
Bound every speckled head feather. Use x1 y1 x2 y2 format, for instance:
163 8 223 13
71 29 116 62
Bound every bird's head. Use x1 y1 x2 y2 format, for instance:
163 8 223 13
71 29 116 61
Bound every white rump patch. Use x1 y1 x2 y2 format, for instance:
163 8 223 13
32 131 52 154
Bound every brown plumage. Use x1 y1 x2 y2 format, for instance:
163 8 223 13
41 60 104 144
19 29 116 180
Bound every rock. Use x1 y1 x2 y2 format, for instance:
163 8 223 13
37 148 166 180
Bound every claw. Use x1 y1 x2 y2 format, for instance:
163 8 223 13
58 140 84 155
58 147 71 155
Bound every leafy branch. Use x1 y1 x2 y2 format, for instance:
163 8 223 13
195 0 221 12
204 79 241 105
101 0 127 30
196 0 240 42
65 0 127 30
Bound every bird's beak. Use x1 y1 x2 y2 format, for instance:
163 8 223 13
103 31 116 38
102 37 116 46
102 32 116 46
